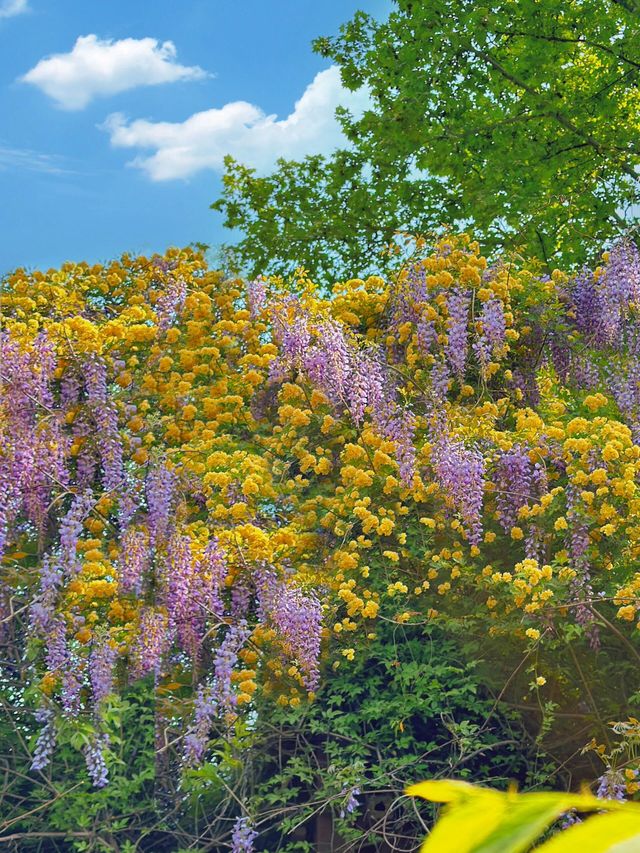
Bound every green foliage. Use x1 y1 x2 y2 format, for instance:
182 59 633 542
213 0 640 280
0 685 177 851
211 150 436 282
407 778 640 852
243 624 553 851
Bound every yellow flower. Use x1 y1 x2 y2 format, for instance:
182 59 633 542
378 518 394 536
617 604 636 621
583 394 607 412
603 443 620 462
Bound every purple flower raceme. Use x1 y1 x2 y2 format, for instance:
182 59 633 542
445 289 471 378
163 535 195 631
45 616 68 673
119 528 149 596
73 415 99 488
257 568 323 691
231 816 258 853
304 319 353 406
430 358 451 404
339 786 361 819
494 445 532 533
84 733 110 788
230 582 252 619
162 533 222 657
565 485 590 569
269 305 420 483
146 460 177 546
90 635 118 709
155 276 187 331
473 297 506 373
0 331 64 561
348 346 386 427
416 313 436 355
247 276 268 319
183 683 217 766
81 355 125 492
183 619 251 765
569 268 606 346
571 354 600 391
84 355 108 405
596 768 627 801
199 537 228 619
212 619 251 713
96 400 124 492
30 708 57 772
549 332 571 385
131 608 170 679
377 407 417 486
60 368 82 409
389 264 427 332
30 556 63 633
268 298 311 382
61 669 84 718
596 239 640 346
610 353 640 438
432 433 485 545
59 491 95 576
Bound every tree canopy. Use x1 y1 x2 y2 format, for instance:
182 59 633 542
213 0 640 280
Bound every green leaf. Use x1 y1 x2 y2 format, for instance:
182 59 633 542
408 780 640 853
538 811 640 852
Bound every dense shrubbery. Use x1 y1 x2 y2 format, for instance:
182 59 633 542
2 233 640 848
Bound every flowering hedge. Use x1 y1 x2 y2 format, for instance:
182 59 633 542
2 234 640 841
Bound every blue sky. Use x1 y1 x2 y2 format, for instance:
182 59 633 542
0 0 387 273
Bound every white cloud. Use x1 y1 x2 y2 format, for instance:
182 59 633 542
21 34 208 110
101 65 370 181
0 0 28 19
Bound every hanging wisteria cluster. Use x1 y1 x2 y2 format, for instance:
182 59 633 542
4 234 640 841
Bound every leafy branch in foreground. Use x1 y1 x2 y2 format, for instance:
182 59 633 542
408 778 640 852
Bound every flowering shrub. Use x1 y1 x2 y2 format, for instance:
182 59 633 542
3 234 640 846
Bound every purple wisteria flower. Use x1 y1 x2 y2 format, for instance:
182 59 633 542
146 460 177 545
231 816 258 853
445 289 471 378
257 568 323 691
30 708 57 772
339 786 361 818
432 434 485 545
474 297 506 372
84 733 110 787
90 635 118 709
494 445 532 532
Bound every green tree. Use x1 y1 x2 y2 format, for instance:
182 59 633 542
213 0 640 280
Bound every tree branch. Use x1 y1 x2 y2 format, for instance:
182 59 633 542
472 47 640 183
